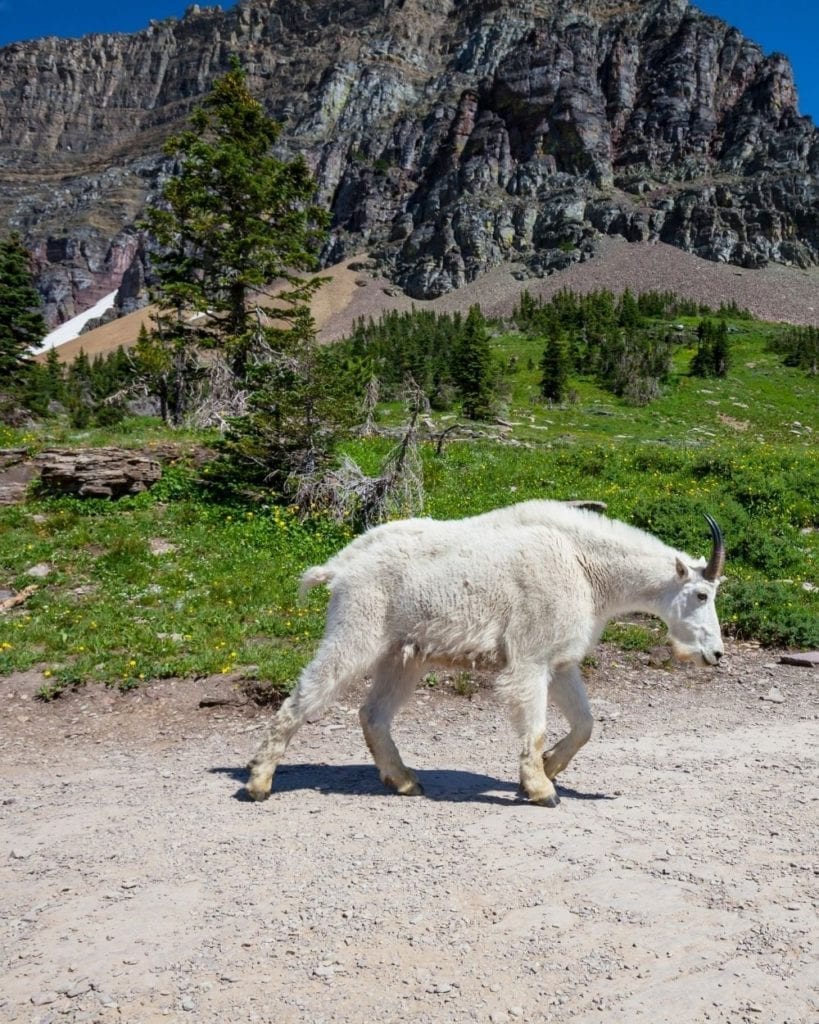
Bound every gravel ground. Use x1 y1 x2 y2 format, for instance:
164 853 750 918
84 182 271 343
319 238 819 342
1 644 817 1024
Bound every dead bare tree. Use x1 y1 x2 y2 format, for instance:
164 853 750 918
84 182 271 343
185 355 252 431
292 377 425 528
360 376 380 437
434 422 461 456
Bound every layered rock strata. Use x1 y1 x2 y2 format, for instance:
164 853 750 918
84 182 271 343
1 0 818 319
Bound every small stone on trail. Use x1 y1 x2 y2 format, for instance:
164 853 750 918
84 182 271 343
180 995 195 1011
647 645 672 666
31 993 58 1006
779 651 819 667
761 686 785 704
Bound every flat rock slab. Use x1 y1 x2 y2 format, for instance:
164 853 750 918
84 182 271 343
37 447 161 499
779 651 819 667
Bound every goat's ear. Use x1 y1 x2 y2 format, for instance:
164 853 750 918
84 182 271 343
675 557 690 581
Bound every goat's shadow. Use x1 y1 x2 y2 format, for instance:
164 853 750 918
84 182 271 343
210 763 614 806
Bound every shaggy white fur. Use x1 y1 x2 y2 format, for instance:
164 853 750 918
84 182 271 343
248 501 724 806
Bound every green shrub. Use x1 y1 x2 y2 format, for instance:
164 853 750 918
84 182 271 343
721 580 819 647
602 622 659 652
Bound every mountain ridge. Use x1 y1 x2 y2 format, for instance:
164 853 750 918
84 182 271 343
2 0 818 325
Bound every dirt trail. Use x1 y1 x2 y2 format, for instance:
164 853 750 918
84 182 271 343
1 645 816 1024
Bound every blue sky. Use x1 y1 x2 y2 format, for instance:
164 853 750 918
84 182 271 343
0 1 817 121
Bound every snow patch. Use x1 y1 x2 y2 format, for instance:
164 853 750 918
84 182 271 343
32 292 118 354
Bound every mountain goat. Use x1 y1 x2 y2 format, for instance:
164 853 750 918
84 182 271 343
247 501 725 806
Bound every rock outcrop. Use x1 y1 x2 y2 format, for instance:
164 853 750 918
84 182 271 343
2 0 818 318
0 449 38 505
36 448 162 498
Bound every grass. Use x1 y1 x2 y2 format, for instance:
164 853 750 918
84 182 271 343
492 319 817 446
0 416 217 455
0 314 817 698
0 488 349 697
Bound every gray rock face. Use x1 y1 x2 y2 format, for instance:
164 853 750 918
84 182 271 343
2 0 818 315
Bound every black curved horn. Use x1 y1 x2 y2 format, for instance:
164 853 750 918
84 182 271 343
563 500 608 512
703 514 725 581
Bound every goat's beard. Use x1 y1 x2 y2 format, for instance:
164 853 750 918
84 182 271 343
669 640 713 667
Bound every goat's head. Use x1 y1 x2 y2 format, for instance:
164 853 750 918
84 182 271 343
661 515 725 667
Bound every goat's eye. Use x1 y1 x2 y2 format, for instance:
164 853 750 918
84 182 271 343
696 592 708 602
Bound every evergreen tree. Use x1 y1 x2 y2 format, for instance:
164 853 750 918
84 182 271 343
539 326 569 403
19 362 52 417
617 288 642 331
599 330 672 404
690 318 730 378
143 57 328 379
65 349 94 428
131 322 201 425
453 305 494 420
0 233 46 388
771 325 818 374
44 347 66 404
215 309 360 491
711 319 730 377
690 319 715 377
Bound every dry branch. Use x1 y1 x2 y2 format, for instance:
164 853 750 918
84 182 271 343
0 585 37 613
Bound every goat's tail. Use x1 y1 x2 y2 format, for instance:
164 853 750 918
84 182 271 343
299 565 335 600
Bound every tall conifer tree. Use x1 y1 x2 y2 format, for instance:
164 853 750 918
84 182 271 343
539 326 570 403
143 57 328 379
0 233 46 386
454 305 494 420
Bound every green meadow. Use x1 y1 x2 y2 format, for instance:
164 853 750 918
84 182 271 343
0 312 816 699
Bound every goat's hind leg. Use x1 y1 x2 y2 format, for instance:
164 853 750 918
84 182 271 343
246 640 364 801
542 663 593 781
359 653 424 796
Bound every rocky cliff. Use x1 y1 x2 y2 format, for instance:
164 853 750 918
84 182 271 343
2 0 818 323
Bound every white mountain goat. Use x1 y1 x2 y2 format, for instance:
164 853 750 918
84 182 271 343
247 501 725 806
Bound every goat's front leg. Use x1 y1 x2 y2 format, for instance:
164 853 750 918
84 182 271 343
542 663 593 781
496 664 559 807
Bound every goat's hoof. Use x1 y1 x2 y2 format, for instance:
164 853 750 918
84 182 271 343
531 791 560 808
245 785 271 802
245 770 273 802
399 781 425 796
385 775 424 796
